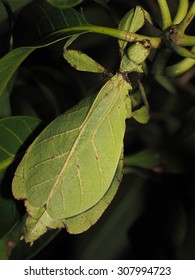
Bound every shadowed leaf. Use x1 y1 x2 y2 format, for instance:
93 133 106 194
47 0 83 9
0 116 41 240
0 0 89 97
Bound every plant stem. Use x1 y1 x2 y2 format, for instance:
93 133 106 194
151 48 177 94
173 0 189 24
166 46 195 77
157 0 172 29
171 44 195 59
166 58 195 77
177 0 195 32
178 35 195 46
39 25 162 48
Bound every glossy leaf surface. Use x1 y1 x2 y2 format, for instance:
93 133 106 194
0 0 88 97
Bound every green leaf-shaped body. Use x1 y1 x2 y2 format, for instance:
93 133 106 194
12 74 132 242
23 152 123 242
64 49 106 73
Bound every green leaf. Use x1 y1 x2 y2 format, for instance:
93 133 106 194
0 1 89 97
47 0 83 9
0 116 41 239
94 0 110 5
0 75 17 118
12 73 132 243
64 49 106 73
118 6 145 54
0 47 35 98
0 0 32 22
124 144 187 174
124 149 162 171
0 87 11 118
0 215 60 259
0 218 25 260
9 229 61 259
12 1 88 47
0 116 41 174
0 196 20 240
0 1 7 23
0 239 8 260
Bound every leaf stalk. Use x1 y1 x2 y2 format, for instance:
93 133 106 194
173 0 189 24
157 0 172 29
37 25 162 49
166 46 195 77
177 0 195 32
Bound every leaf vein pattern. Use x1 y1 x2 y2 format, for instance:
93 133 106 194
28 176 59 192
108 117 117 148
61 184 66 214
91 93 120 140
21 120 34 133
38 4 55 32
75 12 84 25
0 145 14 156
28 13 42 37
76 157 84 210
91 138 104 195
47 77 124 203
26 151 70 175
27 208 47 233
59 9 69 26
32 127 79 148
0 125 23 144
117 106 123 129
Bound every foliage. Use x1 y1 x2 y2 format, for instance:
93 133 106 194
0 0 195 259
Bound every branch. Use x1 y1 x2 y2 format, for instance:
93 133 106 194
178 35 195 46
38 25 162 49
173 0 189 24
177 1 195 32
157 0 172 29
171 44 195 59
166 46 195 77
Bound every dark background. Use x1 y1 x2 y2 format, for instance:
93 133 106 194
1 0 195 259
